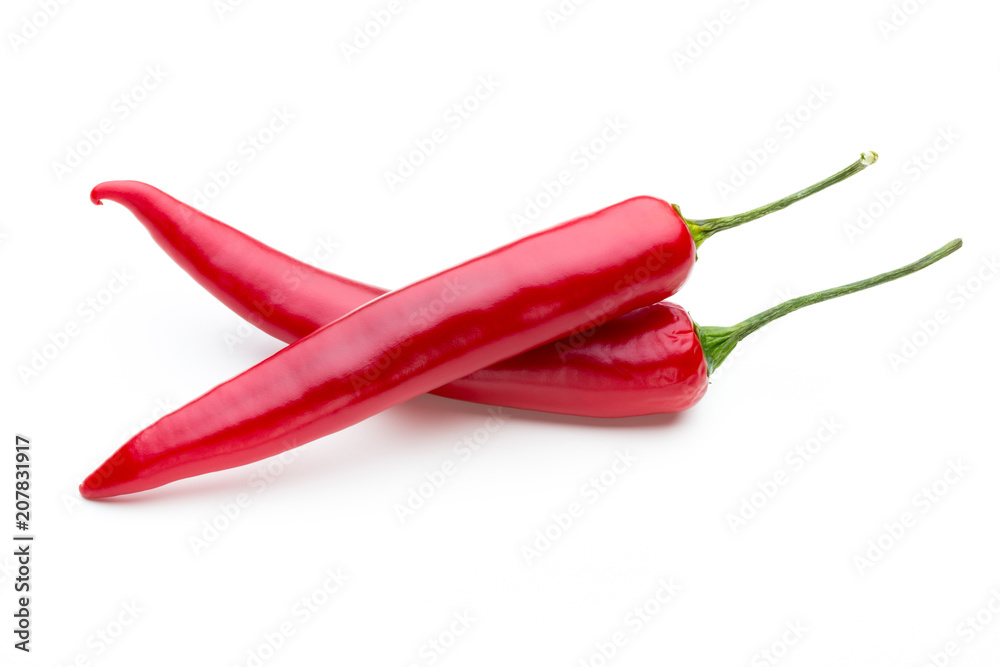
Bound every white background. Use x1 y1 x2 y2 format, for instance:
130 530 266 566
2 0 999 665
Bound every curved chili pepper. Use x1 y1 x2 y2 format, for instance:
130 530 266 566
80 238 960 499
89 153 876 417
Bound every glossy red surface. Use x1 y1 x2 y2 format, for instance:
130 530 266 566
89 181 381 342
90 182 708 418
82 186 698 498
434 303 707 417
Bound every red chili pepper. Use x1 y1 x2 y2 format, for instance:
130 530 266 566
89 153 876 417
79 230 960 500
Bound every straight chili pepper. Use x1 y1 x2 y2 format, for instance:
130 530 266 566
80 238 960 499
89 153 876 417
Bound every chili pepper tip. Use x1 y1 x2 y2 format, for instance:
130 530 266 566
79 445 143 499
79 467 115 499
79 473 118 500
78 477 101 500
90 186 104 206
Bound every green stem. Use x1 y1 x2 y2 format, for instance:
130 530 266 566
696 239 963 375
684 151 878 248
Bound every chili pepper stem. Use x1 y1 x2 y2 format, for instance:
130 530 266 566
695 238 962 375
683 151 878 248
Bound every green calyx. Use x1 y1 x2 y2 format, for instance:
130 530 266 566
696 238 963 375
682 151 878 249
